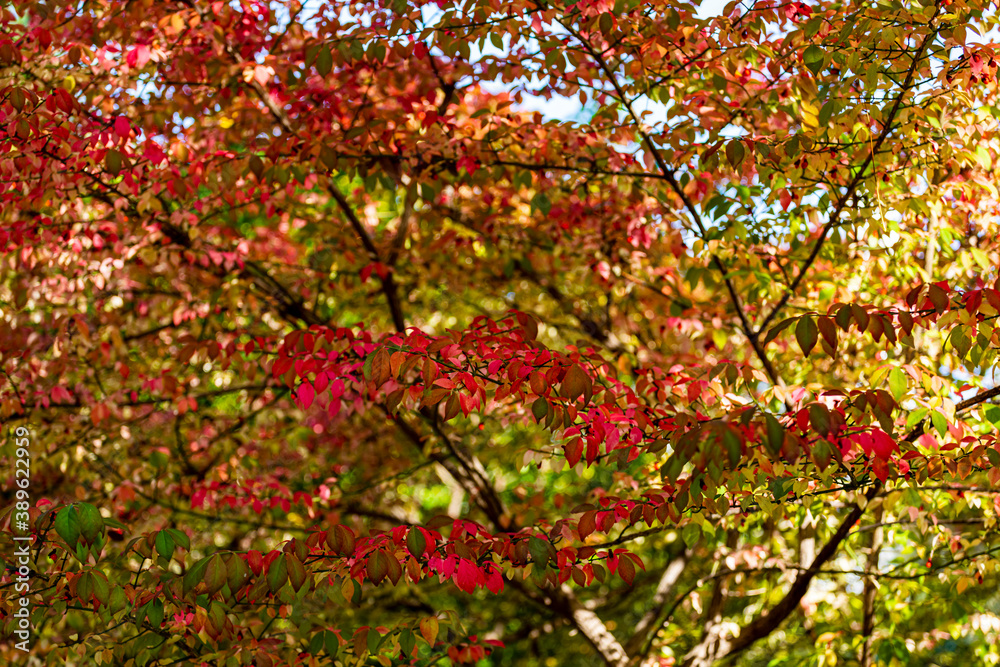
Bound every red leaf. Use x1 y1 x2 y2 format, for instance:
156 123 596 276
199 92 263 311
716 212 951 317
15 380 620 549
456 558 478 593
564 437 583 466
367 550 389 585
578 510 597 540
484 565 503 593
297 383 315 409
326 525 356 556
618 555 636 585
370 347 391 387
114 116 130 140
247 550 263 575
126 44 151 69
561 364 593 404
779 188 793 211
870 429 897 460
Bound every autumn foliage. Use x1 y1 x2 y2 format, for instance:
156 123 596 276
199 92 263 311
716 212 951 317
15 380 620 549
5 0 1000 665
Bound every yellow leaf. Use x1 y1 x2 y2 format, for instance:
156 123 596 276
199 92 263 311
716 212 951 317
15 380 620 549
801 101 819 130
419 616 439 645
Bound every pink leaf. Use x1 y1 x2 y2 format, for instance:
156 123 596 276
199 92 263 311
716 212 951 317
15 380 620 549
114 116 130 140
297 383 315 409
126 44 151 69
456 558 479 593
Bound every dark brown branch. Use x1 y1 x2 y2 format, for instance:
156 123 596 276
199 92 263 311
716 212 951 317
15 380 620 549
682 483 880 666
325 184 408 333
234 63 408 335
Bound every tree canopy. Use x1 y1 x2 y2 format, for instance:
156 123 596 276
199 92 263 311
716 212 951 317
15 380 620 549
4 0 1000 665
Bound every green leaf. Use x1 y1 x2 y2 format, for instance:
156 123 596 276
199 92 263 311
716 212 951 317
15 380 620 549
406 528 427 558
527 536 551 569
91 571 110 605
267 554 288 593
764 413 785 455
154 531 175 562
803 45 825 74
55 506 81 547
808 403 831 436
399 629 416 657
681 523 701 548
227 555 251 595
888 368 908 402
367 626 382 655
531 397 548 422
795 316 818 356
770 476 792 500
77 572 94 603
985 405 1000 428
315 46 333 76
599 12 613 35
105 149 123 174
721 428 742 467
309 632 325 655
905 407 928 431
325 629 340 656
204 554 228 596
764 317 797 345
931 410 948 437
835 304 852 331
531 192 551 216
164 528 190 551
725 140 746 167
109 586 128 613
183 557 211 596
146 597 164 628
818 101 836 126
950 328 972 358
987 448 1000 467
76 502 104 544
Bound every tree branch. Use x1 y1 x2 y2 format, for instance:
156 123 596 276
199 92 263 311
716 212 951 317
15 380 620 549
757 13 941 335
326 183 408 333
624 549 690 661
682 483 880 666
235 64 409 334
557 18 781 386
860 503 885 667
